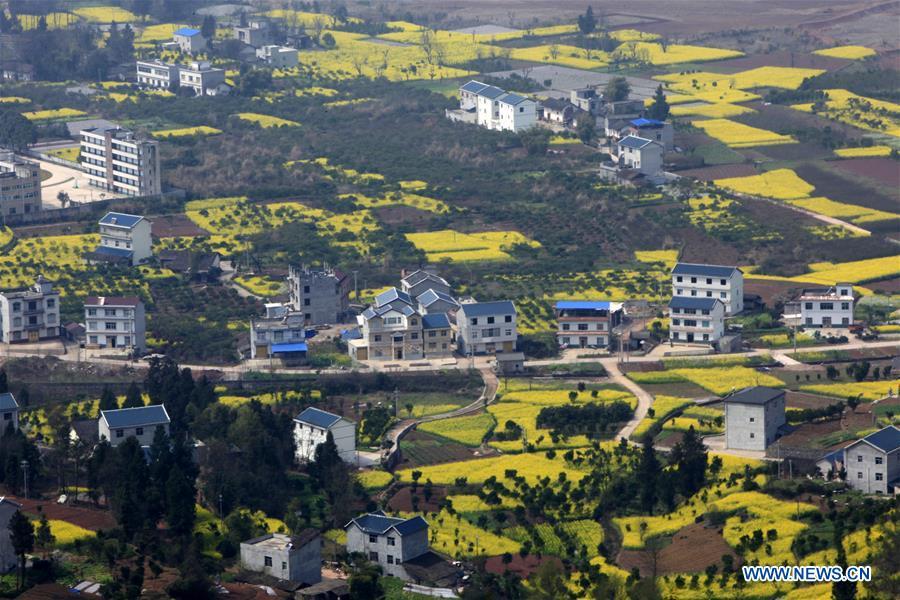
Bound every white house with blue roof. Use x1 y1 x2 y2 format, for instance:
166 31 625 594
99 404 170 447
345 511 429 579
843 425 900 494
293 407 355 464
555 300 623 349
668 296 725 345
0 393 18 434
457 300 517 355
93 212 152 266
173 27 206 54
621 117 674 150
616 135 663 177
672 262 744 315
453 80 537 133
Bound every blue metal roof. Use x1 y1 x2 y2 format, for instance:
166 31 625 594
478 85 506 100
0 393 17 411
459 301 516 317
422 313 450 329
346 511 428 536
271 342 308 353
631 118 664 128
375 287 413 308
460 80 488 94
498 92 528 105
175 27 201 36
668 296 721 311
295 407 342 429
94 245 134 258
99 212 143 229
618 135 653 149
672 262 741 278
556 300 613 310
393 515 428 536
860 426 900 453
101 405 170 429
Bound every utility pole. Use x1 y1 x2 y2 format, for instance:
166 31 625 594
352 270 359 301
20 460 29 499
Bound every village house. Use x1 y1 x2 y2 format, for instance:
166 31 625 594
0 497 21 573
598 99 645 138
99 404 170 447
672 262 744 315
80 127 162 197
288 265 351 326
179 60 228 95
616 135 664 175
157 249 221 282
556 300 623 349
724 387 786 452
173 27 207 54
84 296 146 354
448 81 537 133
620 118 674 150
456 301 517 355
135 59 180 89
256 45 299 68
0 393 18 434
422 313 453 358
540 97 577 126
345 512 429 579
784 284 855 328
293 407 356 464
348 288 424 361
0 151 41 217
234 19 272 48
0 277 60 343
668 297 725 345
240 530 322 584
416 289 460 316
249 303 308 363
842 425 900 494
401 269 451 299
89 212 153 266
570 86 601 114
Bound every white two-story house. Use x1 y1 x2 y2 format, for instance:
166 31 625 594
453 81 537 133
293 407 356 464
250 303 308 362
617 135 663 176
672 262 744 315
668 296 725 345
84 296 146 353
843 426 900 494
99 404 170 447
724 387 786 452
348 288 424 361
345 511 429 580
457 301 517 355
797 284 854 328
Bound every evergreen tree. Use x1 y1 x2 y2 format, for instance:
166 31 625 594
669 426 708 497
577 6 597 35
832 522 857 600
349 562 383 599
200 15 216 40
604 77 631 102
110 438 152 537
99 386 119 411
165 465 196 536
35 513 54 556
123 381 143 408
167 543 215 600
647 85 670 120
310 432 353 527
9 510 33 589
638 436 659 513
0 369 8 394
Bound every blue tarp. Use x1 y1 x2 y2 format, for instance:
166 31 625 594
271 342 308 353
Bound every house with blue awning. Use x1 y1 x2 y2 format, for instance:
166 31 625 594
555 300 623 349
250 303 309 363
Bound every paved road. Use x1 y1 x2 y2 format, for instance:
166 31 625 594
601 357 654 441
219 260 264 300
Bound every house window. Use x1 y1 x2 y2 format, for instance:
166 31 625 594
505 315 512 323
690 277 697 283
857 472 863 479
470 318 477 325
720 279 726 285
281 562 287 570
411 332 419 339
369 551 378 561
115 429 124 438
706 291 712 297
505 329 512 336
577 324 588 331
562 324 570 331
487 316 495 324
841 302 849 310
857 455 863 462
720 292 726 298
875 473 883 481
749 433 755 438
804 302 813 309
369 535 378 543
676 276 683 282
304 299 311 306
136 427 144 436
387 537 395 546
264 556 272 567
105 322 117 330
706 278 712 284
374 335 382 342
387 555 394 564
875 457 883 465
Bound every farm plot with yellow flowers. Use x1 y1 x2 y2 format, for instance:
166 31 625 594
341 191 450 214
508 45 610 69
396 452 588 486
22 108 87 122
627 366 784 396
234 112 300 128
152 125 222 138
834 145 893 157
670 102 755 118
813 45 876 59
405 230 540 262
73 6 139 22
792 89 900 138
692 118 796 148
611 41 742 66
17 12 76 30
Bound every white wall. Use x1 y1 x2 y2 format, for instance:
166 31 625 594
673 271 744 315
293 419 356 463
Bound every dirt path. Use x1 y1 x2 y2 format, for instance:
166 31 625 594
734 192 871 237
601 358 654 441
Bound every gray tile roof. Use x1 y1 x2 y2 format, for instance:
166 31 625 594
618 135 654 150
723 386 785 405
460 80 489 94
672 263 741 278
422 313 451 329
669 296 721 311
478 85 506 100
375 287 413 308
498 92 529 105
417 289 459 308
0 393 17 411
101 405 170 429
346 511 428 536
459 301 516 317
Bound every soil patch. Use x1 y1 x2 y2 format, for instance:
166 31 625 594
616 523 739 576
371 204 436 229
787 391 843 410
397 430 493 469
151 214 209 238
678 163 757 181
868 277 900 294
640 381 712 399
11 495 116 531
832 158 900 189
672 226 743 265
795 163 899 213
484 554 563 578
703 50 851 72
386 484 448 513
744 278 803 308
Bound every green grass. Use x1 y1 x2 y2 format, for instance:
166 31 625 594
692 141 747 165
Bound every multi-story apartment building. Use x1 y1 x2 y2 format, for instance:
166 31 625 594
256 45 299 68
345 512 429 580
456 301 517 355
724 387 786 452
250 303 308 361
789 284 855 328
173 27 206 53
90 212 153 266
672 262 744 315
135 59 180 89
179 60 227 95
84 296 146 353
555 300 622 349
80 127 162 197
668 296 725 345
348 288 424 361
452 81 537 133
842 426 900 495
0 152 41 217
0 277 60 343
99 405 170 447
287 265 350 326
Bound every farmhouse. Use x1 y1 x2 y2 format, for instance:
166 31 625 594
598 99 645 137
80 127 162 197
540 97 577 126
99 404 171 447
401 269 451 299
620 118 674 151
843 425 900 495
724 387 786 452
293 407 356 464
157 250 221 282
672 262 744 315
0 393 18 434
0 497 21 573
84 295 147 353
570 86 601 114
240 530 322 584
349 288 425 361
668 297 725 345
457 301 517 355
555 300 623 349
449 81 537 133
250 303 308 363
784 284 854 328
416 289 460 316
234 19 272 48
135 59 180 89
616 136 664 176
173 27 206 54
0 151 41 217
0 277 60 343
257 45 299 68
179 61 228 96
345 512 429 580
90 212 153 266
287 265 351 326
422 313 453 358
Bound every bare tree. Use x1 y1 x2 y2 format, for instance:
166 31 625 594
351 55 368 77
549 44 560 60
312 16 326 43
420 28 436 64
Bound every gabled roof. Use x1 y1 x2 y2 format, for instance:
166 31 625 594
375 287 413 308
672 262 742 278
853 426 900 454
0 393 17 411
294 407 343 429
460 80 489 94
345 511 428 536
723 386 785 406
99 212 144 229
92 245 134 258
459 301 516 317
422 313 451 329
402 270 449 289
393 515 429 536
668 296 721 311
556 300 614 311
618 135 655 150
174 27 201 37
417 289 459 309
541 97 574 112
101 405 170 429
478 85 506 100
498 92 530 106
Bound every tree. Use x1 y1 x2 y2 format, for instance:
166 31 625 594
167 543 215 600
123 381 143 408
577 6 597 36
646 85 670 120
529 559 570 599
0 111 37 151
832 523 857 600
604 77 631 102
868 526 900 598
576 114 596 144
9 510 33 589
349 562 383 599
638 436 659 513
0 369 7 394
669 426 708 497
165 465 196 536
35 512 54 557
99 386 118 412
200 15 216 40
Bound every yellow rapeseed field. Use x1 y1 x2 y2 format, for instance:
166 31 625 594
793 89 900 138
396 453 587 485
634 249 679 268
73 6 139 23
508 45 609 69
152 125 222 138
613 42 742 65
813 45 876 59
17 12 76 30
693 118 796 147
0 97 30 104
834 145 893 157
22 108 87 121
417 412 494 446
235 112 300 128
670 102 754 118
405 229 540 262
715 168 814 199
800 381 898 401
